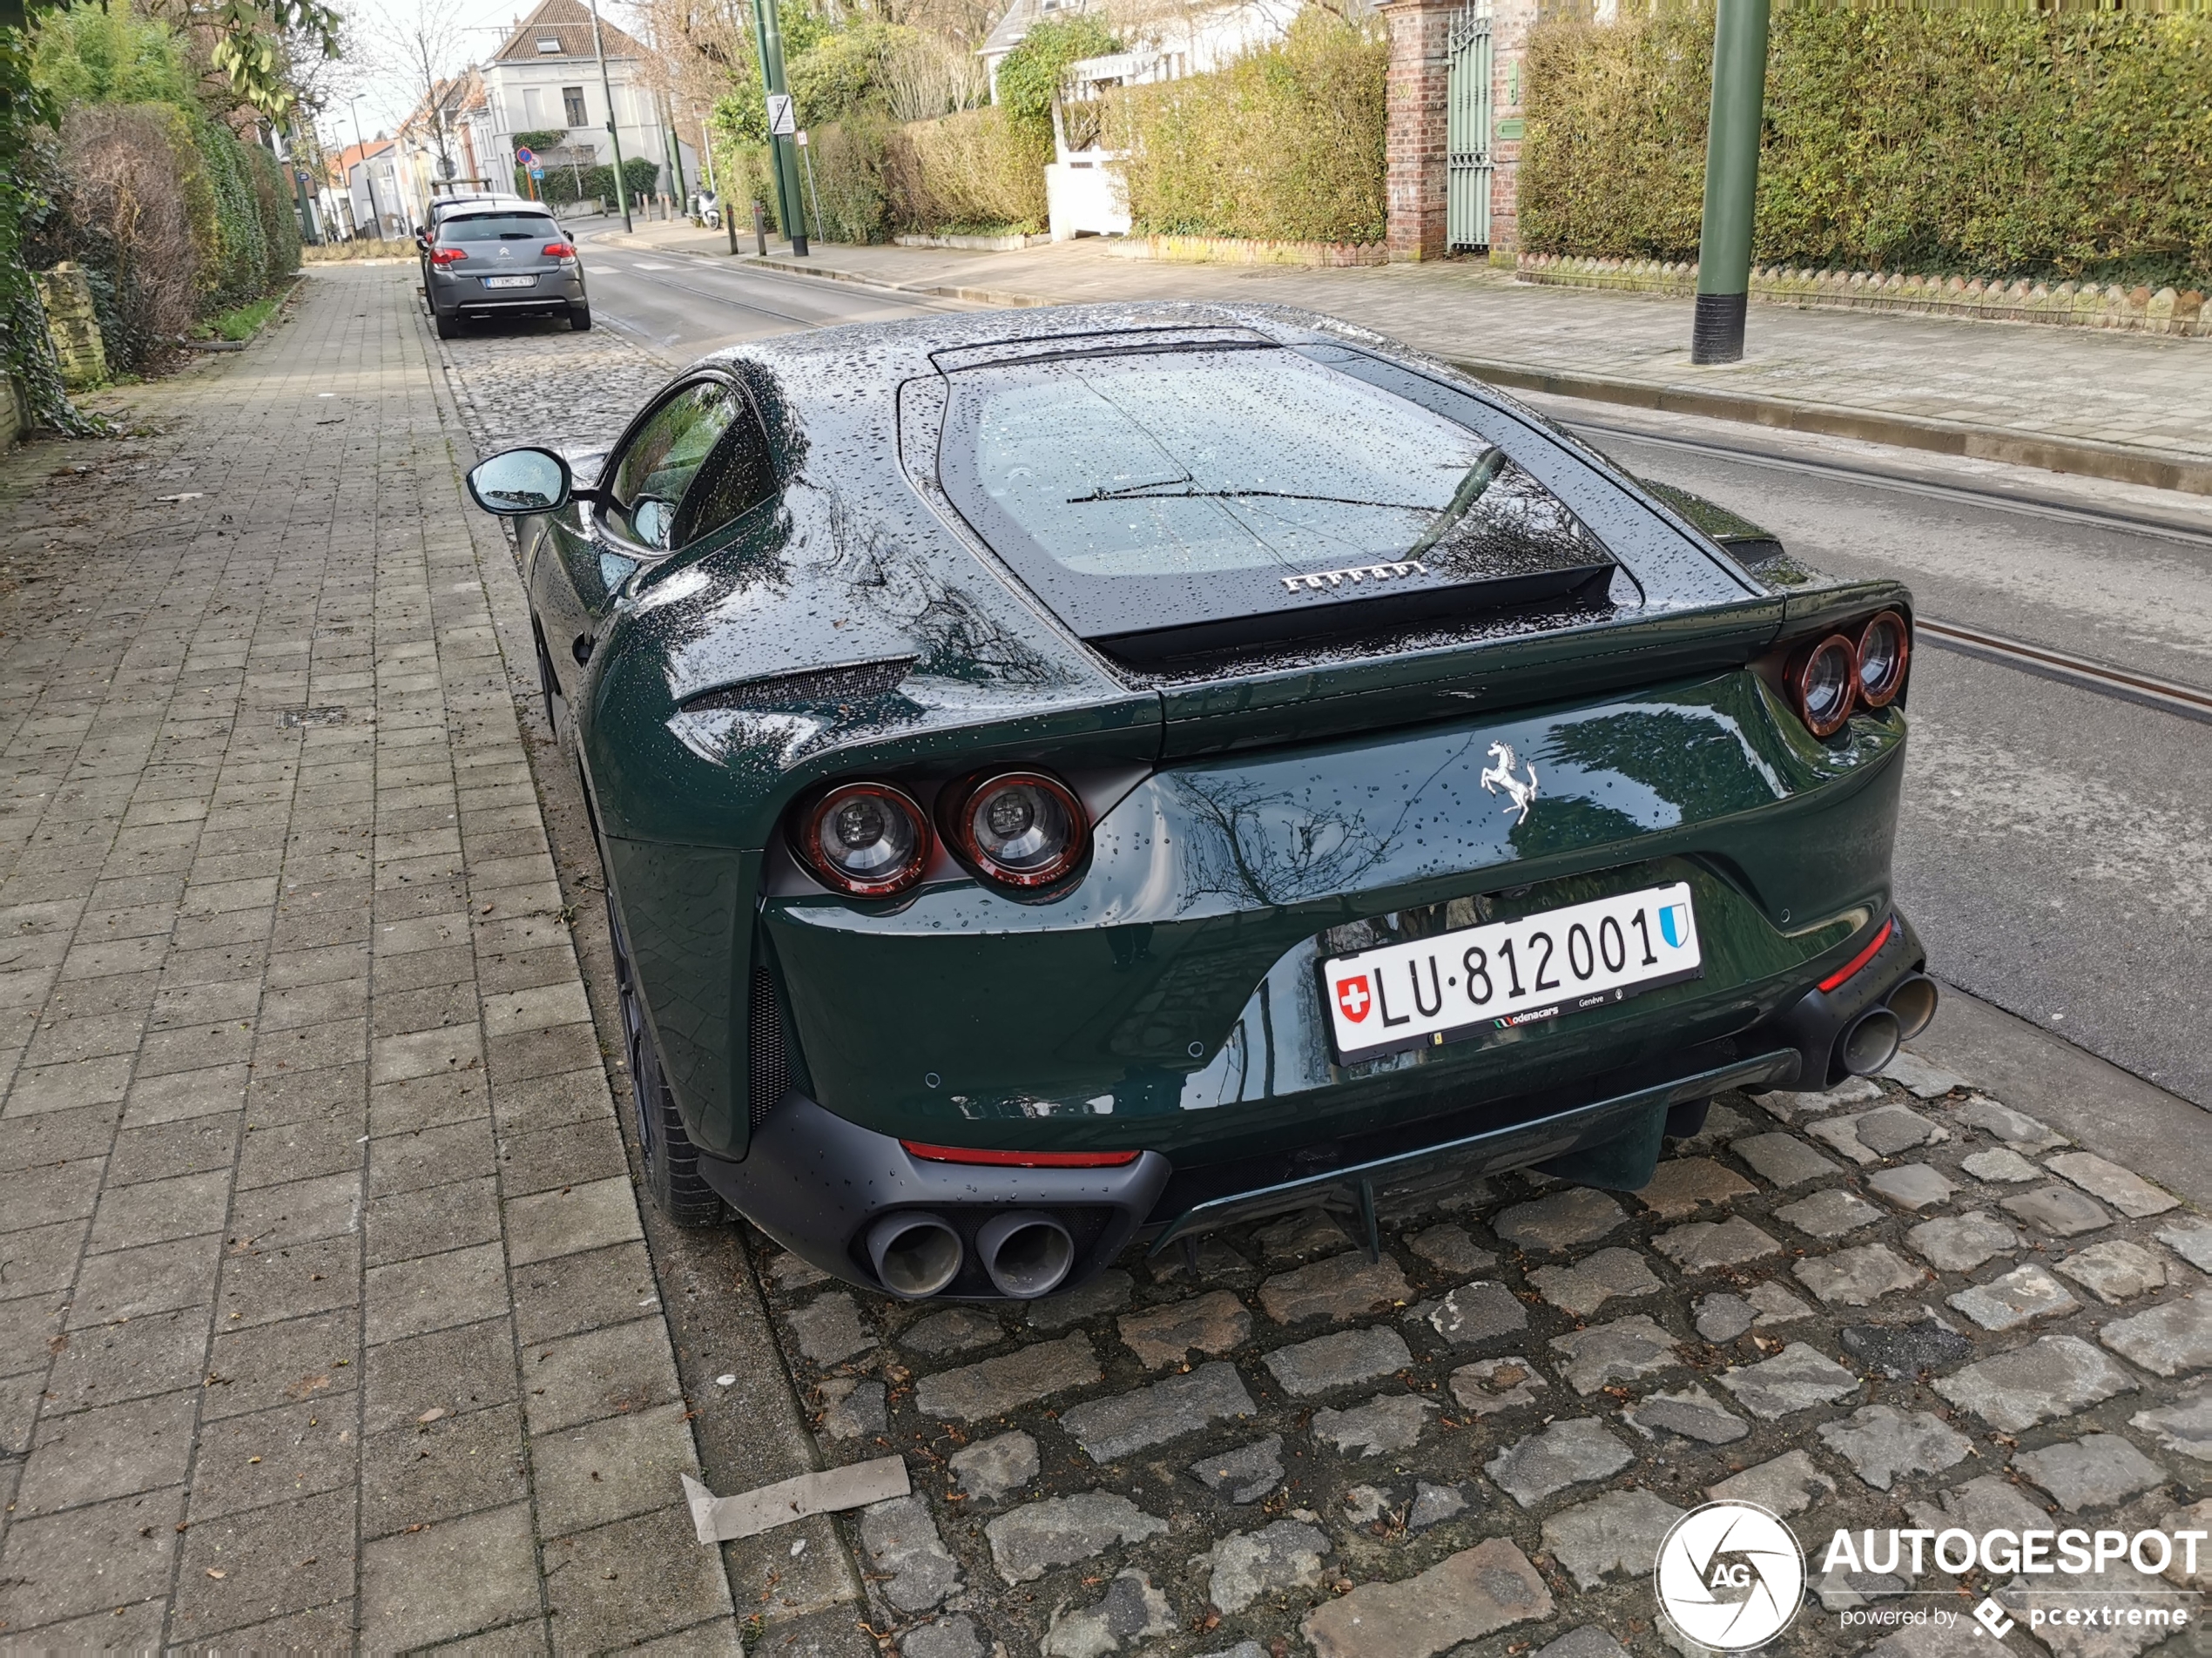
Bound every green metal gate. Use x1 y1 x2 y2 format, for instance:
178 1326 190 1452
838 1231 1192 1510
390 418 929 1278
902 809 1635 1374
1447 2 1493 252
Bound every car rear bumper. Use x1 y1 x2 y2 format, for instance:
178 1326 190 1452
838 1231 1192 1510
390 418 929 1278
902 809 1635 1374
431 273 584 317
699 911 1925 1298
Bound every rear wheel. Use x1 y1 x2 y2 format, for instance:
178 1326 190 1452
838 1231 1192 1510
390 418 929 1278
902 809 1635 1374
434 309 460 340
569 303 592 332
606 888 725 1225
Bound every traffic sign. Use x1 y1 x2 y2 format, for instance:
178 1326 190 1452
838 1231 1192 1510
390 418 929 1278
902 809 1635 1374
765 94 796 138
529 166 544 179
515 145 537 166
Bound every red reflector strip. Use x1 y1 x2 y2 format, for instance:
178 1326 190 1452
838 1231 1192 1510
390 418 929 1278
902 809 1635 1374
1817 918 1895 994
900 1141 1140 1169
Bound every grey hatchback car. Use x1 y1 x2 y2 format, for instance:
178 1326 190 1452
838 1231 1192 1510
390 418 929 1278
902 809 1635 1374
428 205 590 337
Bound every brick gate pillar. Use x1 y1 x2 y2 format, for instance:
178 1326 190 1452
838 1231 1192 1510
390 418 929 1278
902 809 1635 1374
1383 0 1460 261
1486 0 1540 260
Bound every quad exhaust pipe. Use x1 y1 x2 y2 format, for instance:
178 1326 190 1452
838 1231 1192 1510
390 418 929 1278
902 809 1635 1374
1834 974 1942 1078
866 1211 963 1299
977 1211 1075 1299
864 1208 1079 1300
1886 973 1939 1041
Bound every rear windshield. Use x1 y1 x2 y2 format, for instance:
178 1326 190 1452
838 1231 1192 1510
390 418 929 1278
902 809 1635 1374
441 213 557 243
937 344 1609 653
964 347 1594 576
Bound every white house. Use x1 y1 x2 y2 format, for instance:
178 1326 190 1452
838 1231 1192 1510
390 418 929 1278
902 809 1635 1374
979 0 1303 102
455 0 697 203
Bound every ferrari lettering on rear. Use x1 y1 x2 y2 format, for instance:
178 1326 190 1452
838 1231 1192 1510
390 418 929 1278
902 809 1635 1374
1282 559 1430 594
1323 882 1705 1063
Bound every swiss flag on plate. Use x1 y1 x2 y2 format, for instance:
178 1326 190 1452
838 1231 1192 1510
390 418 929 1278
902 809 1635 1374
1336 975 1372 1023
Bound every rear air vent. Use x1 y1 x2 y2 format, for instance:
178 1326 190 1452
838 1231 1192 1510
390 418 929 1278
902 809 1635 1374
683 657 916 713
748 967 789 1130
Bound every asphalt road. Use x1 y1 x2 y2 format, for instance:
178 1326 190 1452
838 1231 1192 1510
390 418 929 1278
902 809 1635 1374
563 227 2212 1109
572 216 953 357
1532 402 2212 1111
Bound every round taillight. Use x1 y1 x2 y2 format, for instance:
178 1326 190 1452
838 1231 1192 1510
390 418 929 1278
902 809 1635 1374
1856 610 1910 708
797 782 930 898
1791 633 1858 738
943 771 1088 888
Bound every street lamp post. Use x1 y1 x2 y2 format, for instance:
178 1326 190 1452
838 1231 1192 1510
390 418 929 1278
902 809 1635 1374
586 0 633 232
1689 0 1771 365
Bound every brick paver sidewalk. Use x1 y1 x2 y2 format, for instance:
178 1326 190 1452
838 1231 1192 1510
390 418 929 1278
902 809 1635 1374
0 264 737 1650
596 219 2212 482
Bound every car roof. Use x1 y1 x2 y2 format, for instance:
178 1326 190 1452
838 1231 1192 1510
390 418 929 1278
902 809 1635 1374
431 194 530 216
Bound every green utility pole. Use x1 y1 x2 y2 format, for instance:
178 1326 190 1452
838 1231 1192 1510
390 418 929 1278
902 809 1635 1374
587 0 632 232
746 0 808 256
1690 0 1770 365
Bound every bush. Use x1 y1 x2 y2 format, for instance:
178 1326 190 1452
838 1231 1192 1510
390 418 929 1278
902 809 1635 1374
38 103 201 372
721 143 786 233
995 14 1118 134
30 2 192 108
1522 6 2212 290
806 116 893 243
197 118 271 308
242 139 299 280
536 156 660 207
792 22 914 128
1106 10 1387 244
882 104 1049 234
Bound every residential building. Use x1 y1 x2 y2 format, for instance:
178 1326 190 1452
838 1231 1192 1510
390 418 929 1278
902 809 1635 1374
324 137 408 239
393 70 497 224
978 0 1302 101
455 0 697 203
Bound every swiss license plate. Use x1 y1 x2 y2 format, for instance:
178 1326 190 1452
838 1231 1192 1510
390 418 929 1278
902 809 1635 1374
483 274 536 289
1322 882 1703 1063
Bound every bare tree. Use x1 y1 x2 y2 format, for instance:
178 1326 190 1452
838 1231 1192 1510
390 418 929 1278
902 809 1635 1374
361 0 466 181
880 28 986 121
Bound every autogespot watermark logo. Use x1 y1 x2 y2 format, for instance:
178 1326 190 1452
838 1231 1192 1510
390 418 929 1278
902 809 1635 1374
1655 1501 1806 1652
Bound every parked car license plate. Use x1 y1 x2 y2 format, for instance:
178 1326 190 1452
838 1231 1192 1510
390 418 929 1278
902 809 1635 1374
1322 882 1703 1062
483 275 536 288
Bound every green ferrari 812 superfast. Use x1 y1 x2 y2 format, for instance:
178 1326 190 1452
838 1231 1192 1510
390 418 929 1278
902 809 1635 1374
466 303 1935 1302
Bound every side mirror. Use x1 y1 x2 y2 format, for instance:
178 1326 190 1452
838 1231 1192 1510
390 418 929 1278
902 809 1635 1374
467 447 571 515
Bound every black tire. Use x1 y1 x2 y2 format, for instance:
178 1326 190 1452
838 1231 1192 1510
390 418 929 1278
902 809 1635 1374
606 888 725 1225
435 309 460 340
569 303 592 332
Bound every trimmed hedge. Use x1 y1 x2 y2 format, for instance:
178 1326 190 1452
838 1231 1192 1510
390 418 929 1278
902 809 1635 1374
1104 11 1386 246
1522 6 2212 290
806 116 893 243
536 157 660 208
884 105 1049 235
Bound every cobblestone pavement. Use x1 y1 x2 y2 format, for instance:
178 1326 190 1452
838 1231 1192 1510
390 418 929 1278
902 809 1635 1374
433 285 2212 1658
0 263 738 1651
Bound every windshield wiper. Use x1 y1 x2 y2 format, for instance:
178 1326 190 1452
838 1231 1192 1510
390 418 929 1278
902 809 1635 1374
1408 450 1507 556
